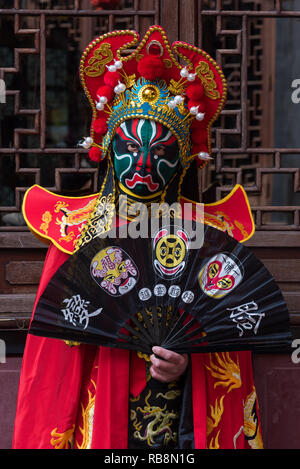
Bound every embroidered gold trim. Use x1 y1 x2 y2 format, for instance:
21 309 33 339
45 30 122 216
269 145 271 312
40 211 52 235
121 26 181 71
195 61 221 100
74 162 116 252
84 43 113 77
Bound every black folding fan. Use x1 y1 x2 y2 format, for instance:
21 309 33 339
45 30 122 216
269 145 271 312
29 220 292 354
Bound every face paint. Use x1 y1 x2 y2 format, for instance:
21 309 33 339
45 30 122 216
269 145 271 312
112 118 179 196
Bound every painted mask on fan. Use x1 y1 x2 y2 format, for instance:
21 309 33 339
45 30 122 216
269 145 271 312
112 118 179 196
153 226 189 280
90 246 139 297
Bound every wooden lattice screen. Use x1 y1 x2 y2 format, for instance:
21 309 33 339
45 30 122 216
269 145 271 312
1 0 300 225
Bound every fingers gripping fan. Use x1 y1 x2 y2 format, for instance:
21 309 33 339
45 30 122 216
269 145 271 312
29 222 292 354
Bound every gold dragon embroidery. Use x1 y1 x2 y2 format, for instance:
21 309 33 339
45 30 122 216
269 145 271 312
76 379 96 449
207 395 225 436
131 390 179 447
207 396 225 449
243 388 264 449
206 352 242 393
50 424 75 449
208 430 220 449
55 198 97 240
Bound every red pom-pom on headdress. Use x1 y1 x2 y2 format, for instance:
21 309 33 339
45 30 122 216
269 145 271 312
89 146 103 163
137 55 165 81
96 85 114 103
186 83 205 101
104 70 120 87
93 117 108 135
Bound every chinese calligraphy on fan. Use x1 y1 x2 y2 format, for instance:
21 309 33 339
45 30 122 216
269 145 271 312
228 301 264 337
61 294 103 329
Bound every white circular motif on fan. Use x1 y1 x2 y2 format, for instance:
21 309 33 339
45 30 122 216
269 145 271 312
198 253 244 299
154 284 167 297
181 290 195 304
138 288 152 301
168 285 181 298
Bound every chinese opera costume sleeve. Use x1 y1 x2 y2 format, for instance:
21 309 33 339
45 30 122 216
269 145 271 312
13 25 290 450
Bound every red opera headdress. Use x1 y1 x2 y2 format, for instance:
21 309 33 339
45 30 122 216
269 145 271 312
79 25 227 168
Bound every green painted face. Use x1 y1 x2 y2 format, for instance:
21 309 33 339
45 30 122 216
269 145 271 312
112 118 179 196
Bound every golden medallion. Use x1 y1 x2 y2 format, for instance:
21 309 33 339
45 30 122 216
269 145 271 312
138 84 160 105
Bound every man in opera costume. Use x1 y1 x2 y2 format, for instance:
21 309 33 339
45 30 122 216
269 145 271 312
13 26 263 449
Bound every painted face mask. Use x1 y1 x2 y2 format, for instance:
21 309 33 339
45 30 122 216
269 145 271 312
112 118 179 196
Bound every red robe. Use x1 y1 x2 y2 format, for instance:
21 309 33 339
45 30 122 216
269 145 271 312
13 185 263 449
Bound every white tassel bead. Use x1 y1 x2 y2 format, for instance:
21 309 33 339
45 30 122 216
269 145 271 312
79 137 93 149
187 73 196 82
198 152 212 160
196 112 205 121
107 64 117 72
95 101 104 111
95 96 107 111
180 67 189 78
167 100 177 109
118 82 126 92
114 60 123 70
114 81 126 94
174 95 184 104
189 106 199 116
